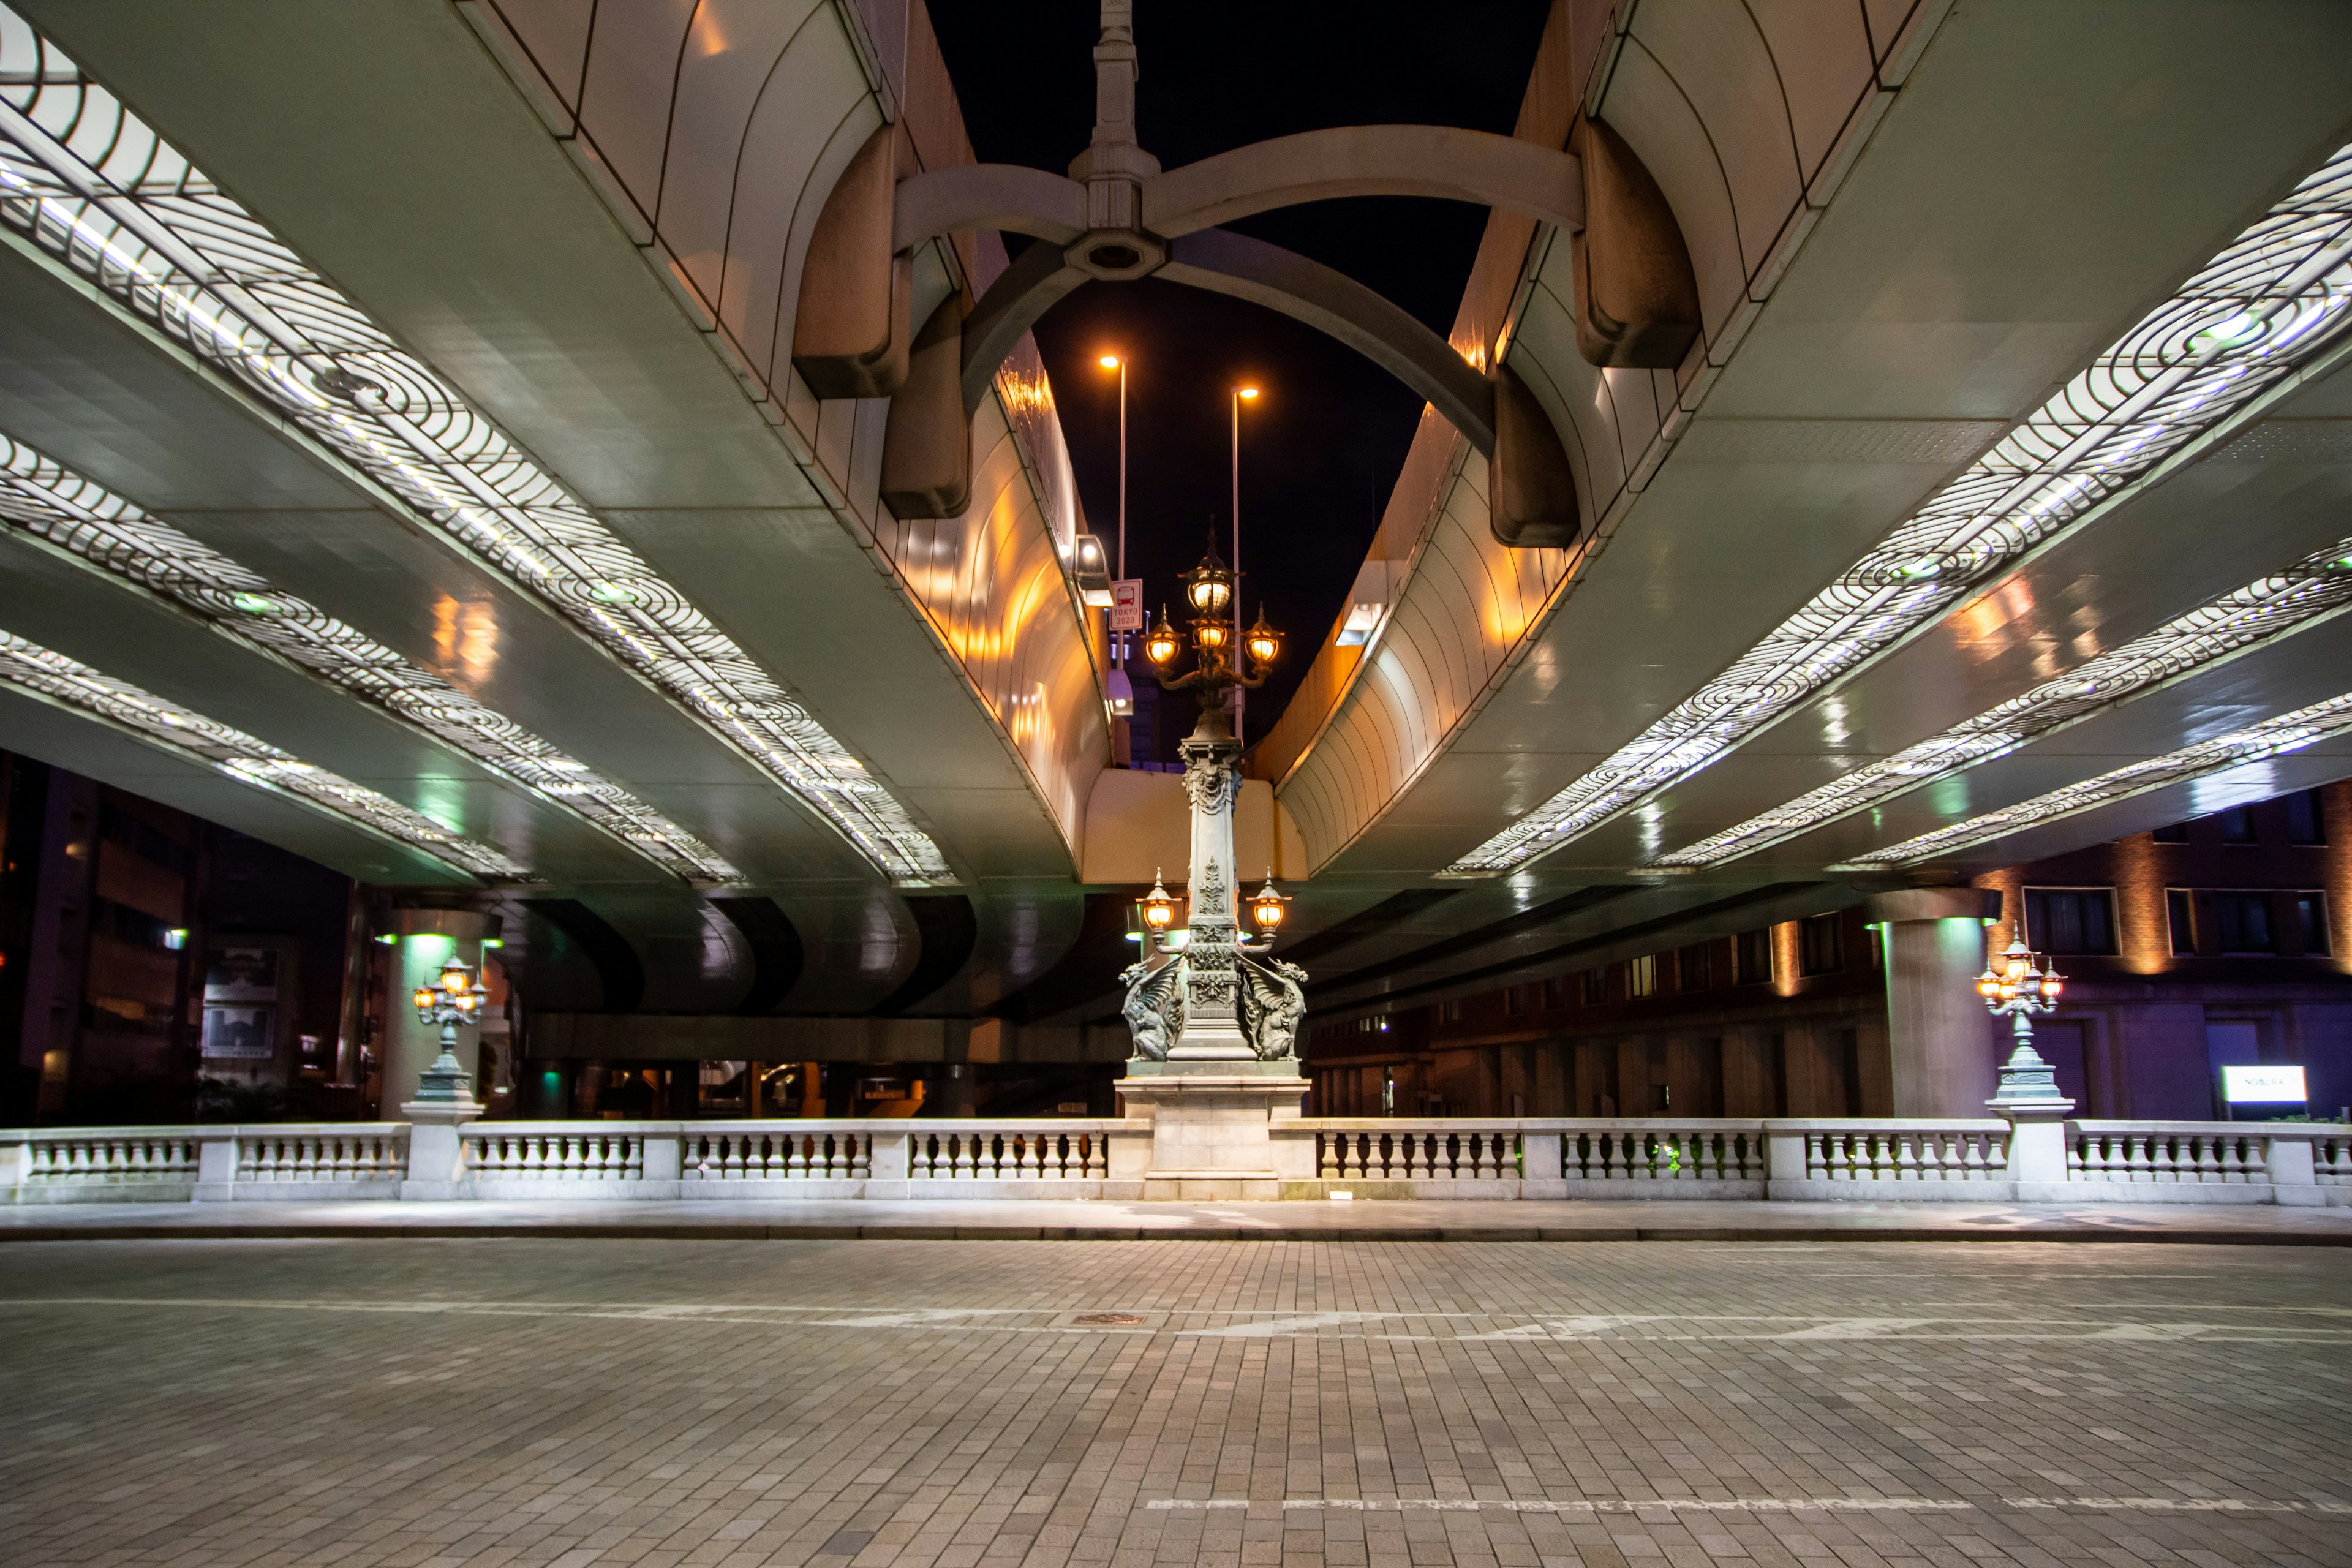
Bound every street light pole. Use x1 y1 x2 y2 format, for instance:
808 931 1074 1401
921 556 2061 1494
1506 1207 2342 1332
1117 357 1128 581
1099 354 1131 666
1231 384 1257 739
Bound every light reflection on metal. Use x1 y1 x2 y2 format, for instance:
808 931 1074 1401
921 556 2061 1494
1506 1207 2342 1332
0 628 527 879
1444 141 2352 878
1832 691 2352 869
0 432 742 884
1654 536 2352 866
0 10 949 884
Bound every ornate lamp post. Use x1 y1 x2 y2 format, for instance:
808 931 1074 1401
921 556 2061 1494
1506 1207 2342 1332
1121 542 1306 1066
409 956 485 1107
1976 940 2071 1110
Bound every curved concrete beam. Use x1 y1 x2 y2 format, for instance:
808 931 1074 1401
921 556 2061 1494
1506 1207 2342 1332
1144 126 1583 239
1159 230 1496 455
894 164 1087 252
960 239 1090 415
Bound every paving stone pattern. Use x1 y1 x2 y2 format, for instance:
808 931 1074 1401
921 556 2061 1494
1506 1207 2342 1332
0 1240 2346 1567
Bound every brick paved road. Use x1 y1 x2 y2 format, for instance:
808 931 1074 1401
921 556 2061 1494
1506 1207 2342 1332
0 1240 2345 1567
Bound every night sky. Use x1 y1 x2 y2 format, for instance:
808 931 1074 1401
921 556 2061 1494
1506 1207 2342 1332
926 1 1552 756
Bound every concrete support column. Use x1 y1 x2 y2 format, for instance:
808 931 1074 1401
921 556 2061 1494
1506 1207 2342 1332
1868 889 2004 1117
380 908 492 1120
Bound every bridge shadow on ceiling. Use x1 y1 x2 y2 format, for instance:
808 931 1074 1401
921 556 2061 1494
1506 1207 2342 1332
1306 882 1823 1016
872 894 979 1016
707 897 805 1015
520 897 645 1014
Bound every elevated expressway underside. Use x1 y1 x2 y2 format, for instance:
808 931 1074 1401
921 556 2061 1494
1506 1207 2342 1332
2 0 2350 1054
0 0 1110 1048
1254 0 2352 1020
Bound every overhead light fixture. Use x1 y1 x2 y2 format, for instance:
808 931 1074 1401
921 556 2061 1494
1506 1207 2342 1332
0 628 529 878
1829 689 2352 869
1442 138 2352 879
1072 532 1113 605
0 434 744 886
1652 525 2352 867
0 12 949 885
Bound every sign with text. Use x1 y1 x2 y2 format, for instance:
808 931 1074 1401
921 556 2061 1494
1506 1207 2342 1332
2222 1064 2307 1104
1109 578 1144 631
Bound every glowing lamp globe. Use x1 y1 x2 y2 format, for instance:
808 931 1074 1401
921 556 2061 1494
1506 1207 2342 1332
1248 871 1289 935
1182 548 1234 615
1139 871 1179 932
1144 610 1180 666
1244 608 1281 665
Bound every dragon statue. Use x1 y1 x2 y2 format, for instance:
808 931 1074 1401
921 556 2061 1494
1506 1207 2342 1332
1118 952 1188 1061
1234 949 1310 1061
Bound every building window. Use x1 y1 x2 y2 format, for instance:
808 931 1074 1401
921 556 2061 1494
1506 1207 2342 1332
2296 892 2330 954
2287 789 2327 845
1504 984 1525 1016
1735 927 1774 986
2217 805 2258 844
1676 942 1711 991
1798 913 1844 976
2206 891 2275 954
2024 888 2118 956
2152 821 2189 843
1439 997 1464 1024
1578 969 1605 1006
1627 953 1658 998
2167 889 2196 954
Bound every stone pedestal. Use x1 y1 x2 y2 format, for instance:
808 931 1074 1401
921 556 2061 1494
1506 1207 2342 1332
1119 1060 1310 1199
399 1099 482 1200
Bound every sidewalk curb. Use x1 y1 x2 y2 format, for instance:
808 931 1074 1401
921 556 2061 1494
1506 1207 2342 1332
1 1220 2345 1245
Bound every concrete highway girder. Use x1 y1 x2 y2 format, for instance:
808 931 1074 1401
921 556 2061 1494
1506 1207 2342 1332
892 124 1589 449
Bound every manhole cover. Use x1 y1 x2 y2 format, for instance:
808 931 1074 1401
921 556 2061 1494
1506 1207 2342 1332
1072 1312 1147 1326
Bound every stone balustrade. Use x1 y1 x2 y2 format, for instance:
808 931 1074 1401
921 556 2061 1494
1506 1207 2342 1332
2064 1121 2335 1205
1 1117 2344 1205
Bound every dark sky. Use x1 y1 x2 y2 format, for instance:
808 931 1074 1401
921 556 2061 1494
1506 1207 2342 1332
925 1 1552 755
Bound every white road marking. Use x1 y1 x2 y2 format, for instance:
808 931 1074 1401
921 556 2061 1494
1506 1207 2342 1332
1145 1496 2352 1516
1771 1317 1932 1340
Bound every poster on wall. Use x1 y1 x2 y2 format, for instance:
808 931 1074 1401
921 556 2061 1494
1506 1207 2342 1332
205 947 279 1003
201 1005 275 1060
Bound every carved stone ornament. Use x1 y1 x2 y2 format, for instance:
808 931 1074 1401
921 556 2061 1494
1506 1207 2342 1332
1119 952 1187 1061
1196 858 1229 917
1235 950 1310 1061
1182 751 1240 816
1189 973 1235 1008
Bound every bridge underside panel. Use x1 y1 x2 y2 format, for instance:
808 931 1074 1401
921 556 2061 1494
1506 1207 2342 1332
12 0 1097 889
1275 0 2352 898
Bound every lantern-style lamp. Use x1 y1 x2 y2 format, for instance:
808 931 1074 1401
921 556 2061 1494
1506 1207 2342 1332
1181 545 1234 616
1195 618 1229 651
1244 606 1281 666
1139 870 1179 933
1978 939 2070 1110
410 954 486 1107
1248 870 1289 936
1144 609 1180 666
